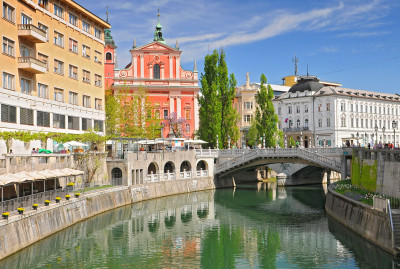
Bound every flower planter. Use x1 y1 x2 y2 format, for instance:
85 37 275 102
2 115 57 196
17 208 25 215
18 211 23 215
2 215 8 220
32 205 38 210
66 197 70 201
75 194 80 198
2 212 9 220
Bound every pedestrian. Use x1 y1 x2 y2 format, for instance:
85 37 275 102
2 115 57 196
368 143 371 149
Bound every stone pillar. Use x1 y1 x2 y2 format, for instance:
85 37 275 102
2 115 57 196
169 56 173 79
133 55 137 78
341 155 347 180
175 56 180 79
140 54 144 78
170 97 175 114
194 96 199 131
149 63 153 79
161 63 165 79
177 97 181 117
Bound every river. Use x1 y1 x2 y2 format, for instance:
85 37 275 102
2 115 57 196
0 183 399 268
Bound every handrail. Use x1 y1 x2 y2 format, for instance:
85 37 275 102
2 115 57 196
388 199 395 248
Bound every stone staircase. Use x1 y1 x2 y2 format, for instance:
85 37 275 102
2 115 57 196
391 210 400 247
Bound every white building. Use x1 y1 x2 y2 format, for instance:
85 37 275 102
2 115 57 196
273 76 400 147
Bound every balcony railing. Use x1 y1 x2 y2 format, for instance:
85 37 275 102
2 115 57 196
18 24 47 43
283 126 309 132
18 57 47 74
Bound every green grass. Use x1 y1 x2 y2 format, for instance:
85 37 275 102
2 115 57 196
81 185 113 193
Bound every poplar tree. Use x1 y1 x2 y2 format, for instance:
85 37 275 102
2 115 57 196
255 74 279 147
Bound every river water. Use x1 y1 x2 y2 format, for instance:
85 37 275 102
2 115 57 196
1 183 399 268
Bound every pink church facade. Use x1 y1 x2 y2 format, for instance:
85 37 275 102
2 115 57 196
104 20 199 138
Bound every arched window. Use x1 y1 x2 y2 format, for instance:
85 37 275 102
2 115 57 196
153 64 160 79
305 119 309 128
296 119 300 127
106 52 112 61
185 123 190 133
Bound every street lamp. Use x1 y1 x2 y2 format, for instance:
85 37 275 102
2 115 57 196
393 120 397 147
383 126 386 144
300 132 303 148
364 132 367 146
356 132 359 147
263 133 265 148
216 134 219 149
375 125 378 145
228 134 231 149
284 134 287 148
316 135 319 147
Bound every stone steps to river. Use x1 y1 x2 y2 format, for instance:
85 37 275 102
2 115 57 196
391 211 400 246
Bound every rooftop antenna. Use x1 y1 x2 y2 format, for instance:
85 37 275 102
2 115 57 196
106 6 109 23
307 64 309 77
292 54 298 76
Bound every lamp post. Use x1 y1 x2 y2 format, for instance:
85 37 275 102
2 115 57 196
364 132 367 146
356 132 359 147
216 134 219 149
228 134 231 149
383 126 386 144
300 132 303 148
393 120 397 147
323 137 326 148
316 135 319 148
375 125 378 145
263 133 265 148
284 134 287 148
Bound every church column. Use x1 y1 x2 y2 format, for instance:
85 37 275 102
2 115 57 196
149 63 153 79
194 96 199 131
133 55 137 78
161 63 165 79
140 54 144 78
169 97 175 114
175 56 180 79
177 97 182 118
169 56 173 79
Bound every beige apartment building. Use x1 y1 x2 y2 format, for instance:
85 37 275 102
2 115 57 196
0 0 110 153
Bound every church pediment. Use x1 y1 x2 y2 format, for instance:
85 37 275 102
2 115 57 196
134 41 178 52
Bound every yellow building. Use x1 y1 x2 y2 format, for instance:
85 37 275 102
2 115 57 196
0 0 110 153
282 75 342 87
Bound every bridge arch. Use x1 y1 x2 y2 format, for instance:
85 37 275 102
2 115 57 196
164 161 175 173
180 161 191 172
148 162 159 174
196 160 208 171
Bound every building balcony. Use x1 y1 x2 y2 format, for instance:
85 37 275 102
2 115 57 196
18 57 47 74
18 24 47 43
283 126 309 132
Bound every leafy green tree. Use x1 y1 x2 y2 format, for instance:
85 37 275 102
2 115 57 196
289 137 295 148
255 74 279 147
105 86 120 137
247 120 258 147
198 49 239 148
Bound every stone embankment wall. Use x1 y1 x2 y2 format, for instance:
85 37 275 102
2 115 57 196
0 176 235 260
325 187 396 255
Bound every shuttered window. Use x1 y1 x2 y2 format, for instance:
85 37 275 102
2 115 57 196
1 104 16 123
37 111 50 127
94 120 103 132
20 108 33 125
68 116 79 130
82 118 92 130
53 113 65 129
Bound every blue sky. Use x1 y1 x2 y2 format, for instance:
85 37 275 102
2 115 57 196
77 0 400 93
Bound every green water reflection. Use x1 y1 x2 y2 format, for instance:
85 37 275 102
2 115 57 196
1 183 399 268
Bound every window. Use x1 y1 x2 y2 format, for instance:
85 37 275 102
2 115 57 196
54 59 64 75
20 77 32 95
289 120 293 128
2 72 14 90
83 95 91 107
185 124 190 133
360 105 363 113
304 105 308 113
69 65 78 80
69 38 78 53
370 106 372 113
351 104 353 112
54 4 63 18
1 104 16 123
94 120 103 132
69 13 77 26
351 118 354 128
379 107 381 114
277 107 281 115
185 109 190 119
244 115 252 122
68 116 79 130
95 74 102 87
296 106 300 113
37 53 48 70
82 45 90 58
318 103 322 112
304 119 309 128
296 119 300 127
361 118 364 128
327 118 331 127
106 52 112 61
95 98 102 110
326 103 331 111
38 83 48 98
355 104 358 112
54 31 64 47
53 113 65 128
94 51 102 63
82 118 92 131
366 119 368 128
38 0 49 9
288 105 292 114
82 70 90 83
153 64 160 79
2 2 15 22
244 102 253 110
54 88 63 102
341 117 346 127
20 108 33 125
37 111 50 127
38 23 48 39
20 45 30 57
2 37 14 56
94 28 101 39
21 13 31 24
318 119 322 127
374 106 377 114
163 109 168 119
82 21 91 33
155 110 160 119
356 119 359 128
69 91 78 105
340 102 345 112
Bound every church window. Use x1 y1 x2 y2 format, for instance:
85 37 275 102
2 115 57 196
153 64 160 79
106 52 112 61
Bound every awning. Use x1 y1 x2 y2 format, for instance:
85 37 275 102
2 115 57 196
60 168 84 176
64 141 87 147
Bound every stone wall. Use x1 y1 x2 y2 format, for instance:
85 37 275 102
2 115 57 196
0 176 234 260
325 187 396 255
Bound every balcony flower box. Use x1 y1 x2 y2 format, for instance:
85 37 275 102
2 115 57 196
17 208 25 215
65 195 71 201
2 212 9 219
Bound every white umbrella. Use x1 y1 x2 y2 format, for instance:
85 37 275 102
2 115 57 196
64 141 87 147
